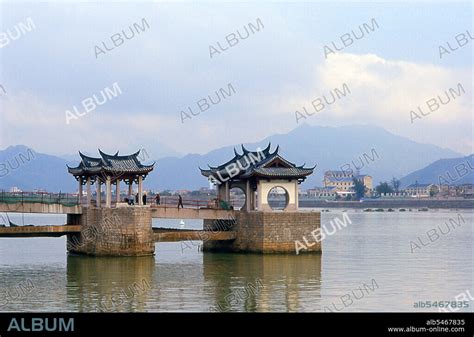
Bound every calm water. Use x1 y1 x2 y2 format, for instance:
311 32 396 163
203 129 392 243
0 210 472 312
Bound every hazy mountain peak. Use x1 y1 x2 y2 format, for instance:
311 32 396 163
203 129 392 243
0 125 463 191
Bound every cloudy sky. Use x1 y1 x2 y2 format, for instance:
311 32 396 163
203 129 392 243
0 0 472 159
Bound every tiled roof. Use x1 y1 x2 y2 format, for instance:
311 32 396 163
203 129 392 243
406 183 433 188
309 187 337 192
324 170 350 175
241 167 313 178
325 177 354 183
200 143 314 182
68 150 154 177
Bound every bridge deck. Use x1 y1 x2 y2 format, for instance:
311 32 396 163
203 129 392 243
0 192 238 218
0 225 81 237
150 206 235 220
0 203 234 219
153 228 236 242
0 203 82 214
0 225 235 242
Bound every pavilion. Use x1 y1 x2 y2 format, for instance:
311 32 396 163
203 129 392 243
200 144 314 211
67 150 154 207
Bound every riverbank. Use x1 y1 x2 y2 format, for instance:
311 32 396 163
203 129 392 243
299 199 474 209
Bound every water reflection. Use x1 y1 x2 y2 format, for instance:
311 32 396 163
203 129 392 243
64 252 322 312
66 256 155 312
0 212 471 312
203 254 322 312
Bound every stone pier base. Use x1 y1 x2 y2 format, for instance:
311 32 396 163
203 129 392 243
67 207 154 257
203 211 321 254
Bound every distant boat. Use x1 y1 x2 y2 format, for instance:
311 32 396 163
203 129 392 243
179 219 185 229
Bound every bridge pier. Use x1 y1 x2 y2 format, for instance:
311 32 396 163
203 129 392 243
203 211 322 254
63 207 321 256
67 207 154 257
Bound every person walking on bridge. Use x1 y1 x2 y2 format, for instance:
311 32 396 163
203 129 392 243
177 194 184 209
155 193 160 205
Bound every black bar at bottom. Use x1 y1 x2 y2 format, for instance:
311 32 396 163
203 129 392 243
0 313 472 336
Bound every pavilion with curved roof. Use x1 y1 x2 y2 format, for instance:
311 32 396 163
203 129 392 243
200 144 314 211
68 150 154 207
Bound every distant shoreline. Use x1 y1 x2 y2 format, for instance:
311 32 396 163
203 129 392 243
299 199 474 209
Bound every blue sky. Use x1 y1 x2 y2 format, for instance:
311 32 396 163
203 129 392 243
0 0 472 158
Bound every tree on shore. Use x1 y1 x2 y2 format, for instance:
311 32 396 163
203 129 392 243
352 178 366 199
391 177 401 193
375 182 394 195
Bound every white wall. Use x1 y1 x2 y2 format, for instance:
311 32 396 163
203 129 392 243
258 180 298 210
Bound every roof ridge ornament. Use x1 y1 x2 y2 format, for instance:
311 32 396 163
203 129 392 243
200 143 314 183
79 151 100 160
98 149 107 158
273 145 280 154
263 142 271 155
131 149 141 157
68 149 154 178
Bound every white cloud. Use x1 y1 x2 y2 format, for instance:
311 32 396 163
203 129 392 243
0 2 472 156
1 52 472 157
292 53 472 154
0 91 179 158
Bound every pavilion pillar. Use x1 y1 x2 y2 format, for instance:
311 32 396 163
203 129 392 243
138 176 143 205
256 182 262 210
86 177 91 207
116 179 120 204
294 180 299 210
105 177 112 208
96 181 102 208
245 180 251 211
217 184 224 201
225 181 230 202
78 177 83 205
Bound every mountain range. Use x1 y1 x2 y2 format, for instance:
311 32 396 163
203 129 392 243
399 155 474 187
0 124 468 192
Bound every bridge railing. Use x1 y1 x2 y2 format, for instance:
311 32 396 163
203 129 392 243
0 191 242 210
0 191 79 206
147 195 241 210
